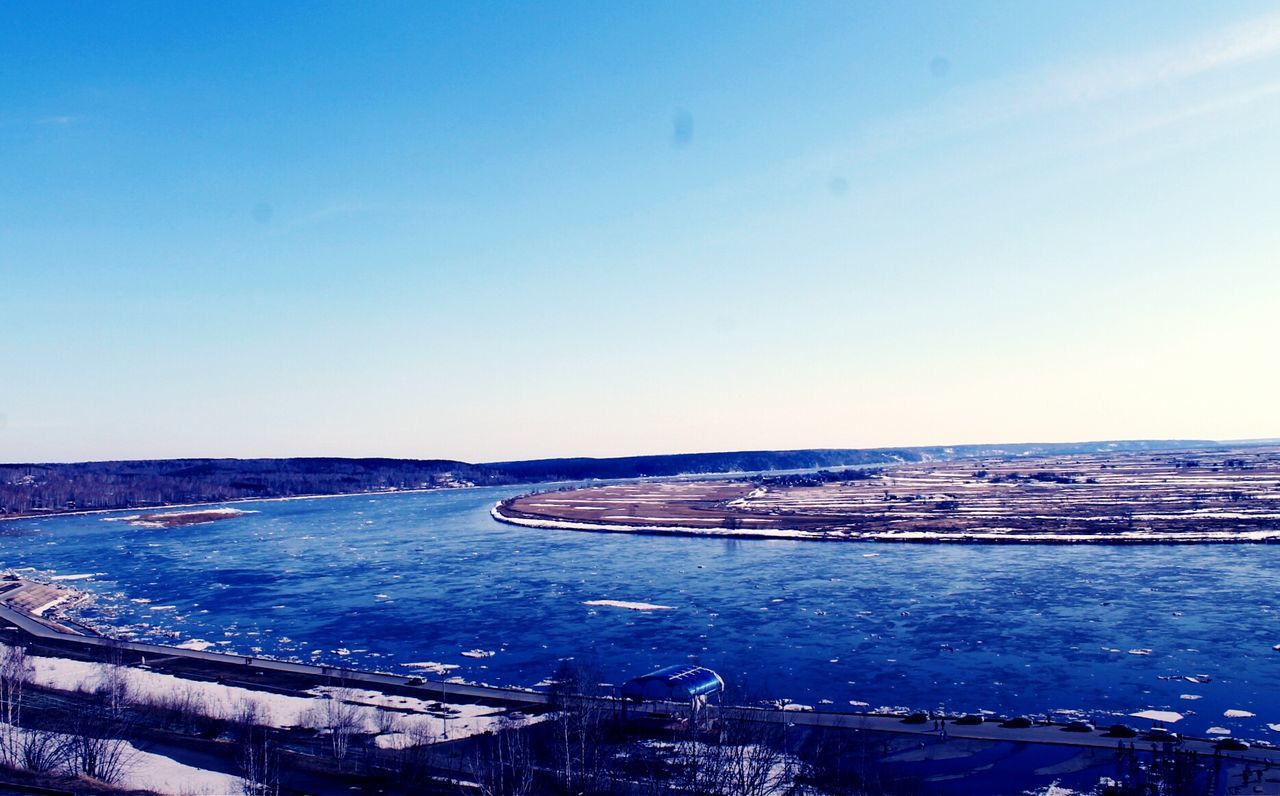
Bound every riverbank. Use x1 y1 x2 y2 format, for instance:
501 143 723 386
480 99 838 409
9 480 1280 746
7 586 1277 765
4 569 1280 796
495 446 1280 544
5 575 1278 762
0 484 461 525
492 501 1280 543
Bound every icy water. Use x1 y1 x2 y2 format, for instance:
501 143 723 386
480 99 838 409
3 486 1278 739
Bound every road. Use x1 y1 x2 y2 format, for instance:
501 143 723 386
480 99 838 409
4 596 1279 769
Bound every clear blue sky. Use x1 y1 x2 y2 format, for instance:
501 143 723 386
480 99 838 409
3 2 1279 463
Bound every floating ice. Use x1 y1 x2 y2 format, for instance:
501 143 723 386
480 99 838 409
1224 709 1255 718
403 661 460 675
582 600 672 611
1206 727 1231 735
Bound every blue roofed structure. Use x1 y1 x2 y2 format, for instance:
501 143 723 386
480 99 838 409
620 664 725 703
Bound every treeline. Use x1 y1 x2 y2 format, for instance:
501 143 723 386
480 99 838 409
757 468 882 489
1 438 1229 518
0 458 499 516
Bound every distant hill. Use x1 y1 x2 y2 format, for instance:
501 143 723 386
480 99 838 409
0 457 491 516
0 438 1248 518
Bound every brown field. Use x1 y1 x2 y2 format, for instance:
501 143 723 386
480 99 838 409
495 446 1280 543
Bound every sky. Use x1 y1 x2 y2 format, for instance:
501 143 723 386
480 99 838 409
2 2 1279 463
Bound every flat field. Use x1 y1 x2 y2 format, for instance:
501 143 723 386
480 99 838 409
496 446 1280 542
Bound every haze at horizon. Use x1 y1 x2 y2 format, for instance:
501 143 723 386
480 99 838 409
3 1 1279 463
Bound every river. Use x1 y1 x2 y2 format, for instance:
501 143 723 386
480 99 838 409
3 485 1278 739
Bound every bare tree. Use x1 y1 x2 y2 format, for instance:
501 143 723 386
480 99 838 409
469 716 534 796
94 647 132 722
68 709 136 784
18 728 72 775
0 644 30 725
235 699 279 796
147 682 207 732
716 714 789 796
662 720 790 796
548 658 617 794
793 725 897 796
306 689 363 763
373 705 399 737
396 721 446 791
0 643 32 766
68 665 137 785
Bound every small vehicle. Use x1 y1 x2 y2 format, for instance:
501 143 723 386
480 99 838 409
1106 724 1138 738
1214 737 1250 751
1145 727 1180 743
1063 720 1095 733
406 676 424 685
902 712 930 724
955 714 984 726
1000 716 1033 729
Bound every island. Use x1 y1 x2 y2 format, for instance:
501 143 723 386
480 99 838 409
493 446 1280 543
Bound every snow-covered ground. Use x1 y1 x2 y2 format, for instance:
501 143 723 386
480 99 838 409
0 722 242 795
10 643 529 740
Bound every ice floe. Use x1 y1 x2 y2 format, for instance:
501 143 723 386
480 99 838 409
403 661 461 675
582 599 673 611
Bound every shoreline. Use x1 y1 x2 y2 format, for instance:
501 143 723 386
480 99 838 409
4 585 1279 765
6 580 1278 761
0 461 896 526
0 483 478 525
490 502 1280 545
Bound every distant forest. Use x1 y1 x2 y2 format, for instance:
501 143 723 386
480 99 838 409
0 439 1228 518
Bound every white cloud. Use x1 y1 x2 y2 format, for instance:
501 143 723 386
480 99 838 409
862 10 1280 156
